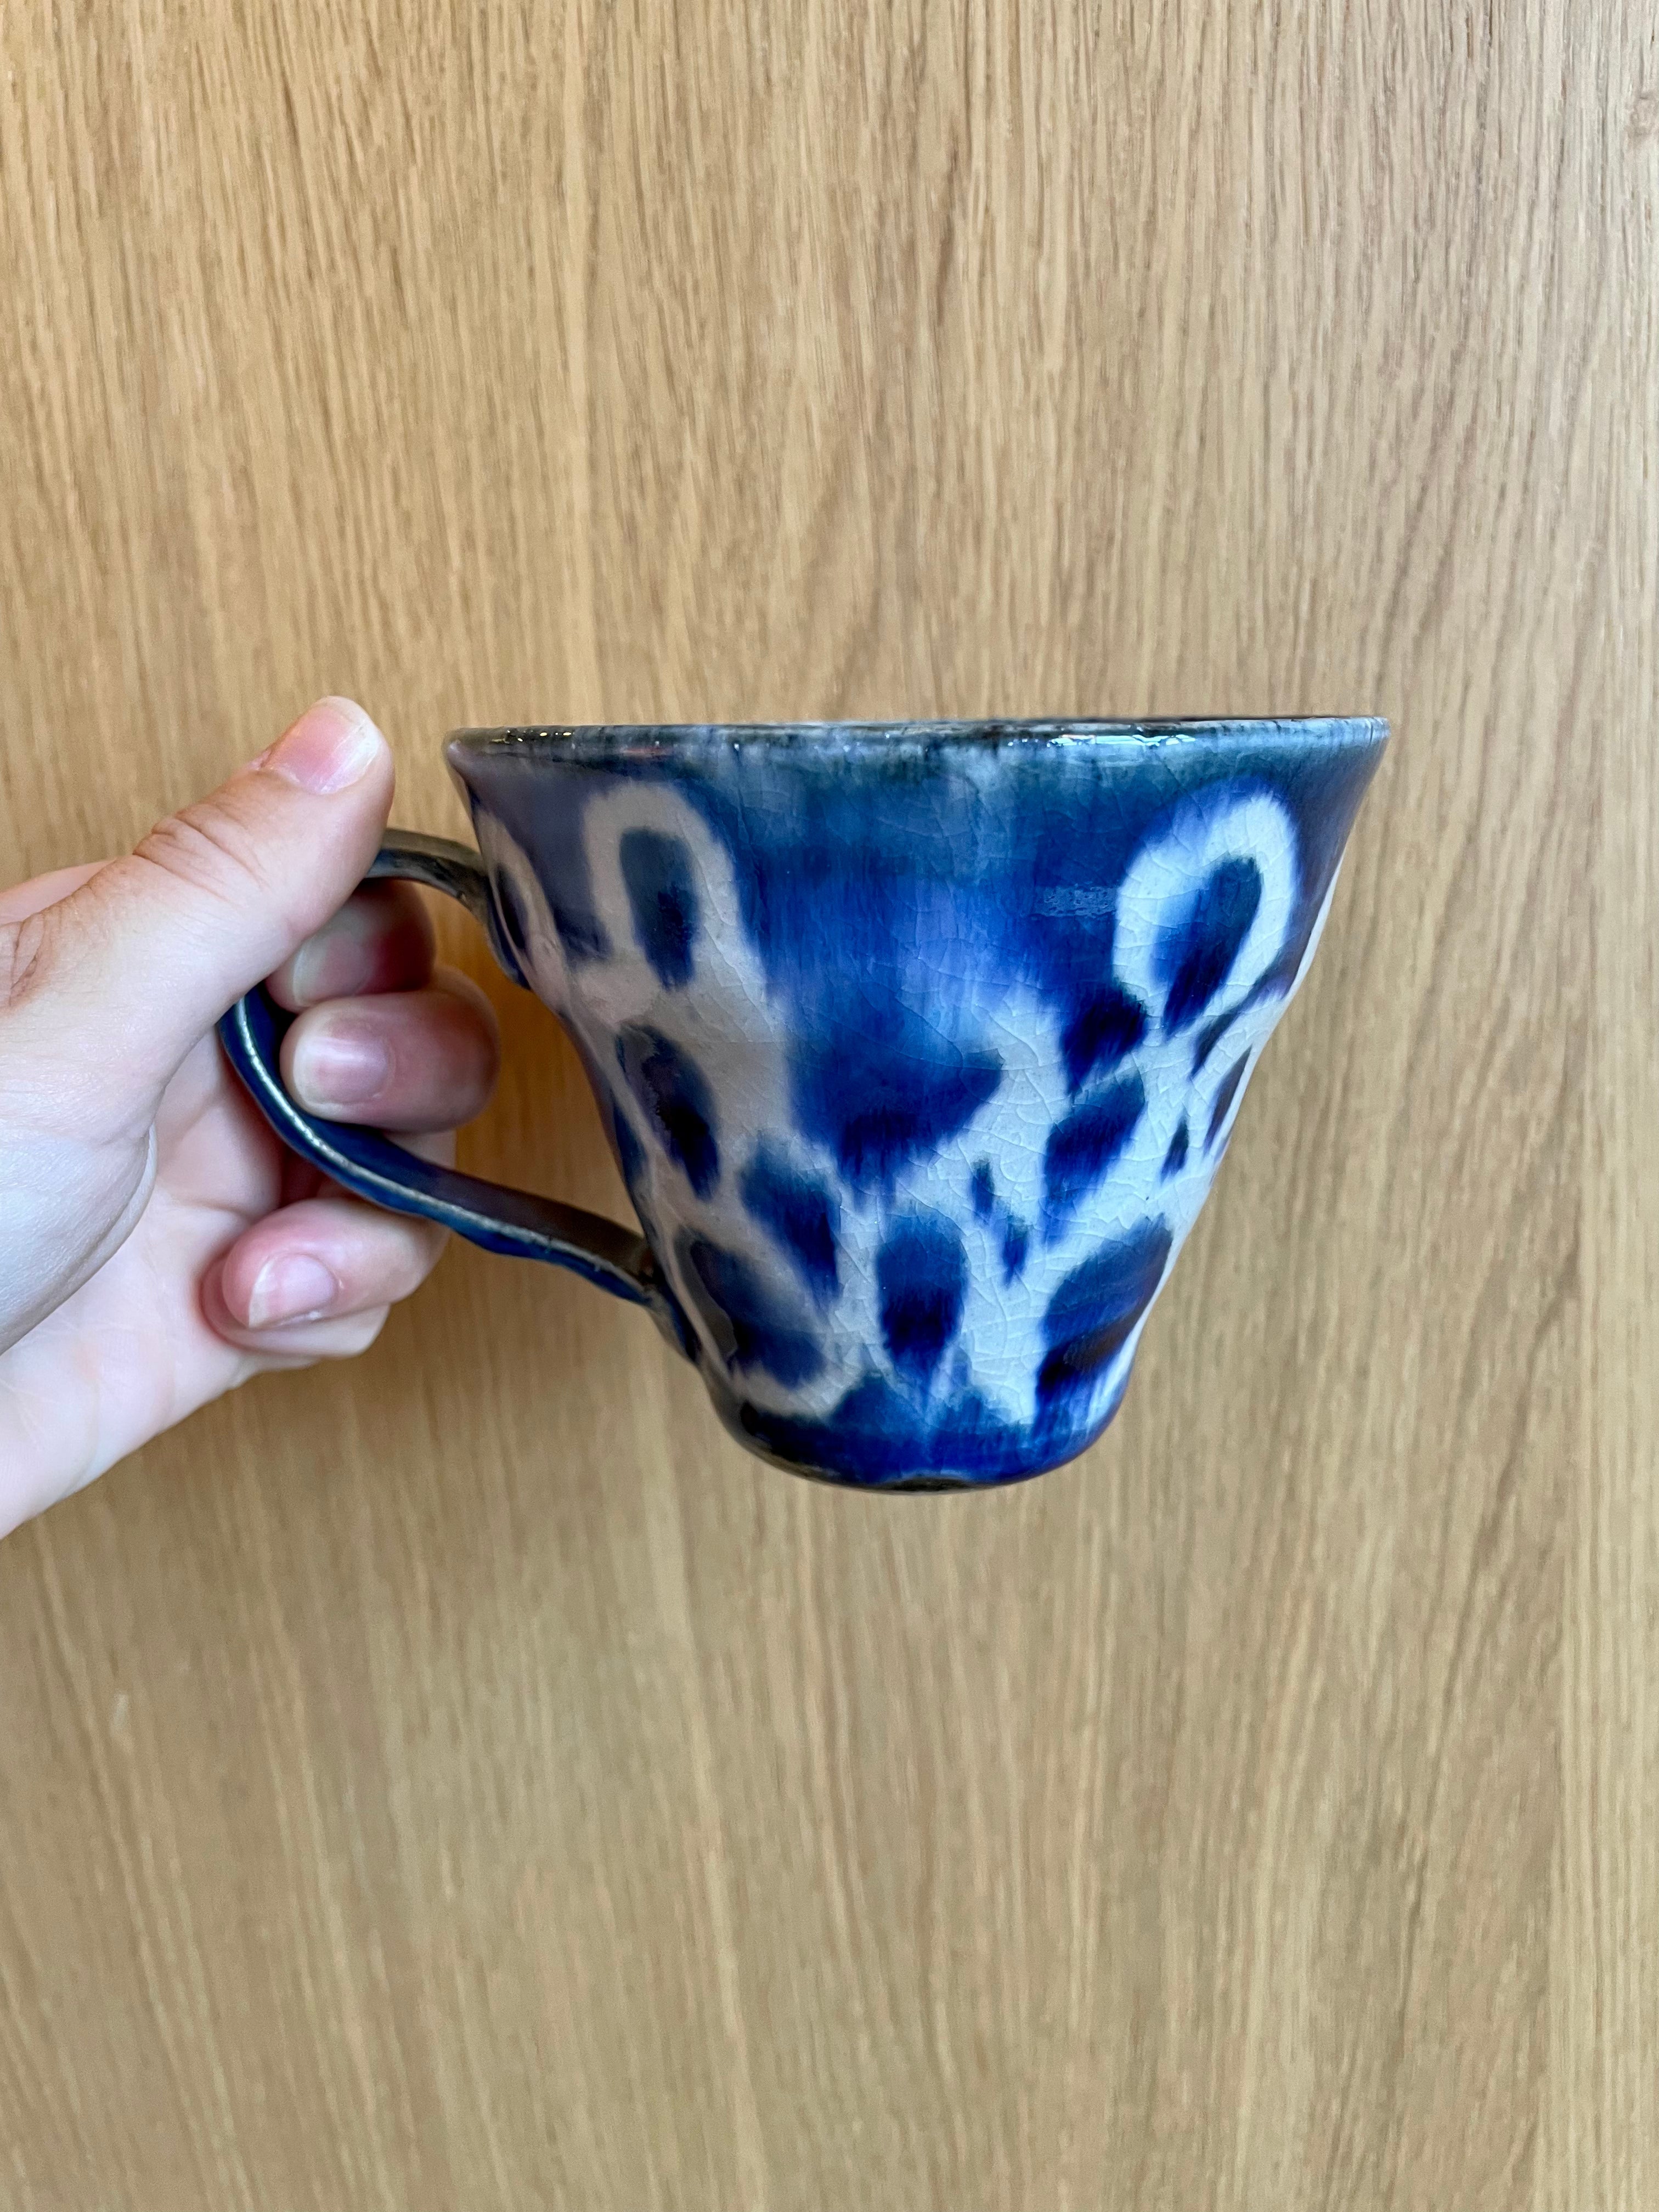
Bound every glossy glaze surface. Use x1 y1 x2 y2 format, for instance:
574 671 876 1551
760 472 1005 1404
456 721 1385 1485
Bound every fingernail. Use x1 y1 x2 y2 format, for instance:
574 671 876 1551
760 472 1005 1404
290 1024 391 1108
246 1253 339 1329
285 922 354 1008
263 698 385 795
285 935 329 1007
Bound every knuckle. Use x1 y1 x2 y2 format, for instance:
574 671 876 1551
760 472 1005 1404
134 799 274 912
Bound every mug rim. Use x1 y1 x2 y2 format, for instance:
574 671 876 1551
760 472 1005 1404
448 715 1388 761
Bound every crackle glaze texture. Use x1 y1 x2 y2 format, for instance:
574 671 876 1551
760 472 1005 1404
454 721 1385 1487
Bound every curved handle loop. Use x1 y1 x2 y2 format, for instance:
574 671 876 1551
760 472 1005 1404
217 828 683 1339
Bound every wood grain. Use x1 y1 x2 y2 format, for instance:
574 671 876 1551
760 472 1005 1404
0 2 1648 2203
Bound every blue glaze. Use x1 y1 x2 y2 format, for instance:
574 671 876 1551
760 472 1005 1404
727 1372 1035 1488
1156 856 1263 1032
612 1103 647 1200
220 719 1388 1490
619 829 701 989
740 1143 840 1302
791 1012 1002 1189
493 867 532 974
1037 1221 1173 1415
615 1024 720 1198
1043 1074 1147 1233
1062 985 1147 1092
877 1214 969 1384
1191 1005 1242 1074
1002 1219 1031 1282
677 1234 823 1387
447 720 1387 1487
1206 1052 1251 1151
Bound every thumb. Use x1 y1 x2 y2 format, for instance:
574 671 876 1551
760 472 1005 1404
14 698 394 1119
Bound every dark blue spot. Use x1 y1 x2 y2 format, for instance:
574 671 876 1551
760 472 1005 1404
551 895 608 960
930 1387 1026 1474
970 1161 997 1220
1037 1220 1172 1410
740 1144 839 1302
493 872 530 974
1161 1121 1189 1178
877 1214 968 1384
1061 986 1147 1092
1206 1052 1250 1150
678 1234 822 1386
616 1025 719 1197
732 1372 1031 1487
1043 1074 1146 1228
827 1372 918 1451
619 830 700 989
477 793 610 961
1001 1219 1030 1281
612 1106 646 1198
1191 1005 1241 1074
792 1014 1002 1189
1155 857 1262 1032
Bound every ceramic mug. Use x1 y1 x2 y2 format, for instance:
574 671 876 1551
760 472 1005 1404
221 719 1387 1489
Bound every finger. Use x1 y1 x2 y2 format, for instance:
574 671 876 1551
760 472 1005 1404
279 967 500 1132
8 698 393 1120
204 1190 450 1349
0 861 103 927
267 879 435 1011
233 1304 394 1368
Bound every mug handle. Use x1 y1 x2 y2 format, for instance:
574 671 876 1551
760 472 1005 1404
216 827 682 1339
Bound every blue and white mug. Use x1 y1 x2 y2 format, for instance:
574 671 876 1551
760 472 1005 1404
222 719 1387 1490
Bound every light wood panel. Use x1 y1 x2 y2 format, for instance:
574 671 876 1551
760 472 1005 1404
0 2 1649 2204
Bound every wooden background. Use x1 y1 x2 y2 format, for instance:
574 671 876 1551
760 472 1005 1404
1 2 1652 2204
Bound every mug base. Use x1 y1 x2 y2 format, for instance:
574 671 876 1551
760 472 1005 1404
701 1368 1132 1493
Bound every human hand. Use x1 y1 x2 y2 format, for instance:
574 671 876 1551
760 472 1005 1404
0 698 499 1536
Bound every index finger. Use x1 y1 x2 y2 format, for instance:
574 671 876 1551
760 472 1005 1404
266 879 436 1011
